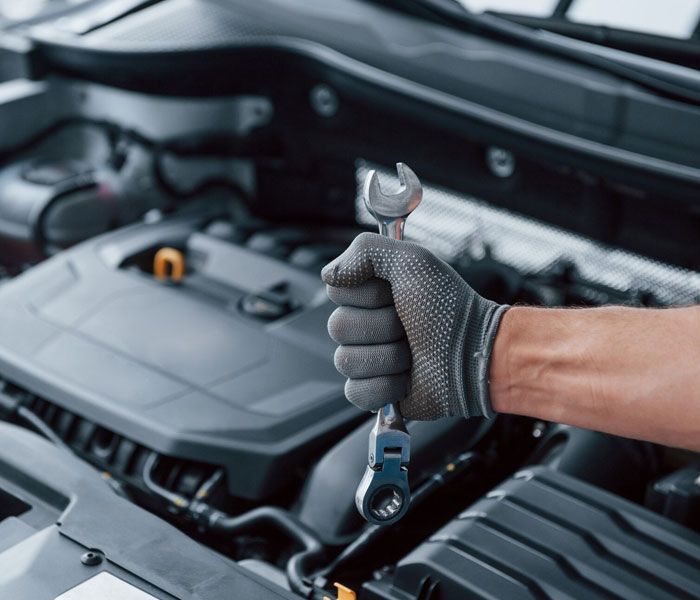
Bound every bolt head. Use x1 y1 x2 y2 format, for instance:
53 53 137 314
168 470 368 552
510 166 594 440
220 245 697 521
310 84 339 118
81 550 103 566
485 146 516 178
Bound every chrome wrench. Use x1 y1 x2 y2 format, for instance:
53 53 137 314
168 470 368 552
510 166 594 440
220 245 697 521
355 163 423 526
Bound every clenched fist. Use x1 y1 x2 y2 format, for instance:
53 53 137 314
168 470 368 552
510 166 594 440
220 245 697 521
322 232 508 420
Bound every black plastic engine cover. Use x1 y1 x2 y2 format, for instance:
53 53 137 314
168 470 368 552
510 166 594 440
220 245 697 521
0 422 294 599
364 466 700 599
0 211 357 499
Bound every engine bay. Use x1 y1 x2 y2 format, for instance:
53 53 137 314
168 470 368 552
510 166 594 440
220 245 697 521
0 147 698 598
0 0 699 598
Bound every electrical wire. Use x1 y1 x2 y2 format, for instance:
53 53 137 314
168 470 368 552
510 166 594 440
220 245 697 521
310 451 478 592
0 117 258 203
0 118 119 164
15 405 71 450
194 467 224 501
141 453 327 598
2 396 130 498
142 451 191 510
207 506 325 597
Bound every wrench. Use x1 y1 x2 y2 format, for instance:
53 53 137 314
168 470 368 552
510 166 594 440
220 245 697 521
355 163 423 526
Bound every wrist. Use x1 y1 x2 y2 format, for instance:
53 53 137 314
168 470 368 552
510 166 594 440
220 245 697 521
489 306 520 414
489 305 610 420
461 300 509 418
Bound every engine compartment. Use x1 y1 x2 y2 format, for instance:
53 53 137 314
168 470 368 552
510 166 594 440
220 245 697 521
0 1 699 597
0 211 357 502
0 147 698 598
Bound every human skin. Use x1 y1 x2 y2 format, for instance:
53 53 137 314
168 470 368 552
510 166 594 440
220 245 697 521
489 305 700 451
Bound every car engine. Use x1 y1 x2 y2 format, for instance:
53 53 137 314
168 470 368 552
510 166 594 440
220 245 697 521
0 1 698 599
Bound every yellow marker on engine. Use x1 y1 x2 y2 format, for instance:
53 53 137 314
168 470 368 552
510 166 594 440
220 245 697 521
154 247 185 283
323 582 356 600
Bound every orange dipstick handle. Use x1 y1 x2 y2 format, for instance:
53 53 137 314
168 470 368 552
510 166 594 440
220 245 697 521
153 247 185 283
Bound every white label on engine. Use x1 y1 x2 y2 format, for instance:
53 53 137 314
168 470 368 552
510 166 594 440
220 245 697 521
56 571 160 600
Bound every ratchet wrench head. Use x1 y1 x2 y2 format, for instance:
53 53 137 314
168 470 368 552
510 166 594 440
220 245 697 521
364 163 423 220
355 459 410 526
356 400 411 526
355 404 411 525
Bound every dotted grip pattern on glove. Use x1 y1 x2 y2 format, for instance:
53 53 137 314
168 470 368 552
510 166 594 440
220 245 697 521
321 232 508 420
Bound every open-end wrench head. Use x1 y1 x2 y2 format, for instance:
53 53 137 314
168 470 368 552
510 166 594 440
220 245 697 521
363 163 423 219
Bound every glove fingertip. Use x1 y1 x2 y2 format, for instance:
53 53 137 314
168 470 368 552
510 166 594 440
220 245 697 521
344 378 389 412
344 373 409 413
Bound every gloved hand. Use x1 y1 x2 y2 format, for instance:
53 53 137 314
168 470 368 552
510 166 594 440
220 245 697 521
321 232 509 420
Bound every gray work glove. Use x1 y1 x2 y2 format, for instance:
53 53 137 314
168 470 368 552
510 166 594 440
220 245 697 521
321 232 508 420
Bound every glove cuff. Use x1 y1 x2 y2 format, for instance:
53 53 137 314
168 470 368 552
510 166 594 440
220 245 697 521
460 302 510 418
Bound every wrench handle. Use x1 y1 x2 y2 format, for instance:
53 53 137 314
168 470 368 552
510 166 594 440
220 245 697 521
376 216 406 240
377 216 406 419
356 165 420 526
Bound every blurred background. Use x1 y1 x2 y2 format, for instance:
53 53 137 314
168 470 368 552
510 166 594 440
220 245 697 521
4 0 700 40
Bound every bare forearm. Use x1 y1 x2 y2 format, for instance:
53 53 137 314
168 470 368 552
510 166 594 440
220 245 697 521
490 306 700 451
